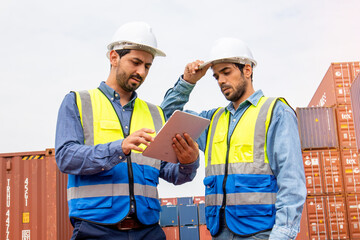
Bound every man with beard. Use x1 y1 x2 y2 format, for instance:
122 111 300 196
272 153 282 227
161 38 306 240
55 22 199 240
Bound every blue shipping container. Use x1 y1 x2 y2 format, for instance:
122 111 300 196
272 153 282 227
198 203 206 225
180 225 199 240
177 197 193 205
160 205 178 227
179 204 198 226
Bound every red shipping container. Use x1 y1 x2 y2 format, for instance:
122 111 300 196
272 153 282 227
306 196 328 239
336 104 357 149
295 203 310 240
193 196 205 204
350 62 360 81
346 194 360 240
309 62 360 107
162 226 180 240
341 149 360 193
199 225 211 240
0 149 72 240
302 151 324 195
350 73 360 152
325 195 349 239
161 197 178 206
320 150 344 194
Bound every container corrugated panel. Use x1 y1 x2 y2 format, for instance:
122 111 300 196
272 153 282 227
341 149 360 193
177 197 193 205
179 225 199 240
320 150 344 194
345 193 360 240
0 149 72 240
302 151 324 195
350 73 360 152
308 62 359 107
325 195 349 239
350 62 360 81
297 107 338 150
198 203 206 225
161 197 178 206
178 204 198 226
160 205 178 227
306 196 328 239
336 104 357 149
295 203 309 240
162 226 180 240
193 196 205 204
199 225 211 240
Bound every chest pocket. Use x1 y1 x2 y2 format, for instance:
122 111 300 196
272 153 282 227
96 120 122 144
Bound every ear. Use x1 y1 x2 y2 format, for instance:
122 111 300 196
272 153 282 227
243 64 253 79
109 50 119 67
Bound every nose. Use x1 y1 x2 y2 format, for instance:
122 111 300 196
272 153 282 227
136 65 148 80
217 75 226 84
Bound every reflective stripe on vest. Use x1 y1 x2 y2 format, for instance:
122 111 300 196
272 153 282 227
205 192 277 206
205 97 275 177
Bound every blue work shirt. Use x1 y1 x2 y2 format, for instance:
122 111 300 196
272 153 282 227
160 77 306 240
55 81 199 184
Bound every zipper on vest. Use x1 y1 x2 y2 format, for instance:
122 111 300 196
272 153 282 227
221 117 231 210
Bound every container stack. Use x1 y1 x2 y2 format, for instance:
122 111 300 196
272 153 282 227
160 196 212 240
296 61 360 240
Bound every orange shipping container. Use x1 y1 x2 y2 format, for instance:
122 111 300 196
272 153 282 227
199 225 211 240
325 195 349 239
0 149 73 240
161 197 178 206
309 62 360 107
350 73 360 152
306 196 328 239
302 151 324 195
346 194 360 240
336 104 357 149
162 226 180 240
320 150 344 194
295 203 309 240
341 149 360 193
193 196 205 204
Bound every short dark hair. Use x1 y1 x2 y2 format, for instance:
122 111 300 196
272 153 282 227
115 49 131 58
234 63 253 81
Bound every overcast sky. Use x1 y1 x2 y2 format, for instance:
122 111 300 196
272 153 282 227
1 0 359 198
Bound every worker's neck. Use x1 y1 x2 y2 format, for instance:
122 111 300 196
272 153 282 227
105 77 132 106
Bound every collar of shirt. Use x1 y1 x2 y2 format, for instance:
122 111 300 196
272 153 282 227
99 81 137 108
225 89 264 115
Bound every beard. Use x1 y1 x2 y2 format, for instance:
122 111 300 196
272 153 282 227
116 69 143 92
221 77 247 102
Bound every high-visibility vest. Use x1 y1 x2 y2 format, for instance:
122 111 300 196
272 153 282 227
204 97 288 236
67 88 165 225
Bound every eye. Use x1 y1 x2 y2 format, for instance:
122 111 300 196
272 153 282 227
224 71 230 76
132 61 140 66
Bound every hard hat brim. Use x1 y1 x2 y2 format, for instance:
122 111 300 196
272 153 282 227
107 41 166 59
199 57 257 70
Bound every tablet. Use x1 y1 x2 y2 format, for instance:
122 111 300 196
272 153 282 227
142 110 210 163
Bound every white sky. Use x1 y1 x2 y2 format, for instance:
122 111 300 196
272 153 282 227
1 0 359 197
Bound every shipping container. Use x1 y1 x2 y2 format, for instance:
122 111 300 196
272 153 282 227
345 193 360 240
162 226 180 240
309 62 360 107
193 196 205 204
341 149 360 193
350 62 360 81
180 225 199 240
325 195 349 239
0 149 73 240
320 150 344 194
297 107 338 150
302 151 324 195
336 104 357 149
160 205 179 227
161 197 178 206
198 203 206 225
177 197 193 205
199 225 211 240
306 196 328 239
351 73 360 152
295 203 309 240
178 204 198 226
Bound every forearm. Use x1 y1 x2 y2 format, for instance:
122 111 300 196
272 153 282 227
159 158 199 185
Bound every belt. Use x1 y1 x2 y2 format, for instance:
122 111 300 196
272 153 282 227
114 217 144 230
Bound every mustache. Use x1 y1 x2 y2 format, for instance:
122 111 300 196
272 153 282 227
220 84 231 90
130 74 143 82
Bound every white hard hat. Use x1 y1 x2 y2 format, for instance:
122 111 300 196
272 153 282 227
199 37 256 69
106 21 166 58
